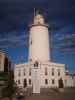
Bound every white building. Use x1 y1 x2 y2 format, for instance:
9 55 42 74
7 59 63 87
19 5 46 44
65 71 75 87
14 12 75 93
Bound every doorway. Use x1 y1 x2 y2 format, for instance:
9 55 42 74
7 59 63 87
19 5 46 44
23 79 27 88
58 78 64 88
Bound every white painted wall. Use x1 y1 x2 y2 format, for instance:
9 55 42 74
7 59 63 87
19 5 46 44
40 62 65 88
31 63 41 93
14 62 66 89
65 74 75 87
14 63 32 88
29 14 50 62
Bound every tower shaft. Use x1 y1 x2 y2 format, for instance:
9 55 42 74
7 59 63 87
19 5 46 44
29 14 50 62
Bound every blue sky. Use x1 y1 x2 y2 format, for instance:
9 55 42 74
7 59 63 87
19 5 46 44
0 0 75 71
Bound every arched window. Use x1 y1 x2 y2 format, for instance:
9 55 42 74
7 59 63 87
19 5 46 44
34 61 39 68
23 79 27 88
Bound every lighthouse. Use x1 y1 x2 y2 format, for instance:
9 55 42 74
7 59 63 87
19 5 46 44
28 12 50 93
29 12 50 63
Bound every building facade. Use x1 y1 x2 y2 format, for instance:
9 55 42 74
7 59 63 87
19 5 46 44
14 62 65 88
65 71 75 87
0 51 11 72
14 12 75 93
0 51 12 98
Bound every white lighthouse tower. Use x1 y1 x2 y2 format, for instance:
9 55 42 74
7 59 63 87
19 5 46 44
29 12 50 63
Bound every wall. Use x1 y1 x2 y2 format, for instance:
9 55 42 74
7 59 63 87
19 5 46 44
0 52 5 71
14 62 65 89
65 74 75 87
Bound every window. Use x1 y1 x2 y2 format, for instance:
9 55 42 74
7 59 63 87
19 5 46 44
24 79 27 88
24 69 25 76
52 68 54 76
72 76 74 79
58 72 60 76
52 79 55 84
58 69 60 76
18 70 21 76
18 80 20 84
29 68 31 76
45 67 48 75
31 40 32 45
29 79 31 85
45 79 48 85
30 38 32 45
34 61 38 68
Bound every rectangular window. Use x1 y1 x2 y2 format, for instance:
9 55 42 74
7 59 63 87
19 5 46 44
29 68 31 76
45 67 48 75
45 79 48 85
52 79 55 84
52 68 54 76
18 80 20 84
72 76 74 79
58 69 60 76
24 79 27 88
24 69 25 76
29 79 31 85
18 70 21 76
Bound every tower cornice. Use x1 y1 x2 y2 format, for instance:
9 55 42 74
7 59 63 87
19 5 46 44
29 23 48 28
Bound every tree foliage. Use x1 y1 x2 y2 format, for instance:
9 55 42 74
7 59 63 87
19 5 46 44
0 71 17 100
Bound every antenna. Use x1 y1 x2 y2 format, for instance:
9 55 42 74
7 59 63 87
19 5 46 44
34 8 36 18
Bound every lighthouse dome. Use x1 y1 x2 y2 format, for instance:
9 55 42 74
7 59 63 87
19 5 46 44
34 14 45 24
